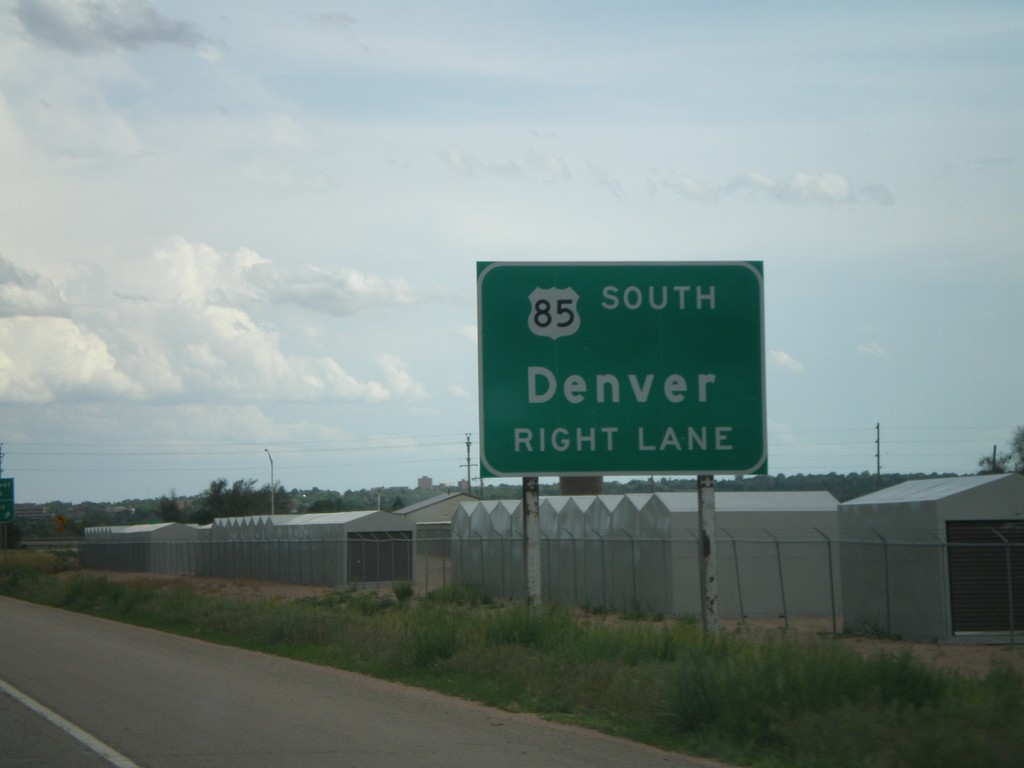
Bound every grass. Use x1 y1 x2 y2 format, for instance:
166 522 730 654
2 557 1022 768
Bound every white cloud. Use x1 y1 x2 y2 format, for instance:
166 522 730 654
769 350 806 372
0 316 140 402
448 383 471 399
248 262 421 317
144 238 265 305
725 171 853 204
647 170 890 207
787 172 850 203
858 341 890 360
439 147 521 177
15 0 210 56
0 238 435 405
376 353 427 399
648 172 718 202
580 160 625 198
525 150 571 181
458 325 478 343
0 255 67 316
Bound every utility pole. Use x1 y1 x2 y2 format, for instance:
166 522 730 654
264 449 274 515
875 423 881 489
461 434 476 494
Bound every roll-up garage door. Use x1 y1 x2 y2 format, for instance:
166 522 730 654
348 531 413 583
947 520 1024 633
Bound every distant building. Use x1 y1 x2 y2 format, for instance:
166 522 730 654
14 503 49 524
395 492 478 524
417 475 434 490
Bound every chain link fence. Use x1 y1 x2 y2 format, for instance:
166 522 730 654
79 528 1022 642
452 531 841 625
80 532 414 588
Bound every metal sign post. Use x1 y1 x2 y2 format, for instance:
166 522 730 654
697 474 720 633
522 476 542 608
0 477 13 567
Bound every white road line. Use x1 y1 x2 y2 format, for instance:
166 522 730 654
0 677 144 768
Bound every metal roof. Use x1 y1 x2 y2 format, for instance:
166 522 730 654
655 491 837 513
517 491 837 513
394 492 476 517
276 510 381 526
841 474 1010 505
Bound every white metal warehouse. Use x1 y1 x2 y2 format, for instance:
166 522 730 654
452 491 840 620
82 522 205 574
204 511 415 586
82 511 416 587
839 474 1024 643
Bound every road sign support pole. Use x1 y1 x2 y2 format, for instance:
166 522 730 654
697 474 719 634
522 476 542 609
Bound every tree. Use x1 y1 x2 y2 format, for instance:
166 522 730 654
978 448 1012 474
1012 426 1024 473
189 478 270 524
156 492 186 523
978 426 1024 475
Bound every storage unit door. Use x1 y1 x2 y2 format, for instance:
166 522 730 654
947 520 1024 633
348 531 413 583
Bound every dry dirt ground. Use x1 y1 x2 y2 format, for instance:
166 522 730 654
74 570 1024 679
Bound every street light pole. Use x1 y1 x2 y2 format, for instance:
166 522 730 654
265 448 275 516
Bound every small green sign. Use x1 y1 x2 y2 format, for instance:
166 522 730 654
477 262 766 477
0 478 14 523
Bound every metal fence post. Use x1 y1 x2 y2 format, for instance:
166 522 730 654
816 528 837 635
477 531 485 587
441 535 447 589
724 529 745 622
662 534 671 617
872 529 891 635
623 530 637 609
565 529 578 605
765 530 788 629
992 529 1016 645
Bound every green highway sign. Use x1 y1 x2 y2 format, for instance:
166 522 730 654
0 478 13 523
477 262 766 477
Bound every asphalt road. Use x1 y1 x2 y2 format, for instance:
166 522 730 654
0 597 722 768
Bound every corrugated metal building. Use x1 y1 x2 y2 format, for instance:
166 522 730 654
839 474 1024 643
82 511 416 587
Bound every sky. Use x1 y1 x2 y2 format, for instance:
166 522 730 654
0 1 1021 504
